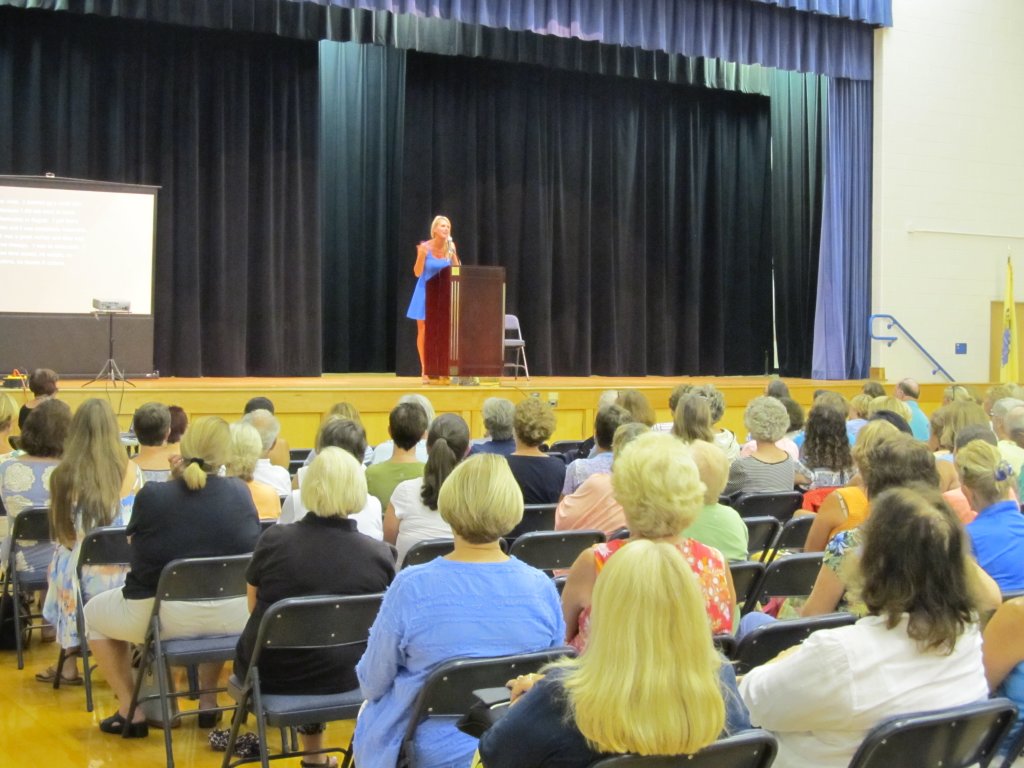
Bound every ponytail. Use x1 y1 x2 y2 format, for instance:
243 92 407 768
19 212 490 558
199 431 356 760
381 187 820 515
421 438 458 510
181 458 209 490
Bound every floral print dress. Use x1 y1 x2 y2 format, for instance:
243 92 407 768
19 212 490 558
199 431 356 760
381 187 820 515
0 456 60 575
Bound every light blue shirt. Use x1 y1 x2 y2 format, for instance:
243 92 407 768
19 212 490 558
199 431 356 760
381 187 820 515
354 557 565 768
905 400 931 441
561 451 613 496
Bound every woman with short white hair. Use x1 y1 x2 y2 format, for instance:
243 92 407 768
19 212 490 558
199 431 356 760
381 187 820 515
723 396 809 496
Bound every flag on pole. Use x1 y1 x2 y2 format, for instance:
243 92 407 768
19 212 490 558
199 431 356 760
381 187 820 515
1001 256 1018 383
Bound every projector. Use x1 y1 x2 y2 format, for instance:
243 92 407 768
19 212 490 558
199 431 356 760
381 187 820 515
92 299 131 312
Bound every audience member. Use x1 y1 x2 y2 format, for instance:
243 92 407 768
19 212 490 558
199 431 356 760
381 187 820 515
742 485 989 768
506 398 564 505
18 368 59 429
764 379 790 399
561 405 631 496
943 383 981 406
793 391 854 448
868 409 914 435
929 401 990 491
692 384 739 461
956 440 1024 592
365 401 428 509
371 394 433 464
573 390 619 458
0 399 71 571
861 380 886 398
670 393 714 445
982 597 1024 762
739 396 802 460
468 397 517 457
0 392 16 457
800 405 855 489
244 397 291 470
554 423 647 536
616 389 656 427
983 384 1018 419
167 405 188 444
942 424 999 525
684 441 748 561
84 417 260 736
651 383 693 433
302 402 375 467
478 540 750 768
39 399 144 685
241 408 292 497
226 422 282 520
384 413 469 564
847 393 872 438
354 454 564 768
283 418 383 538
129 402 177 482
562 433 736 650
725 397 809 496
894 377 930 439
234 447 395 767
991 397 1024 475
867 395 911 424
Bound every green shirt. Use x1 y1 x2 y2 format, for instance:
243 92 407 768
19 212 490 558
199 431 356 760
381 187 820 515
366 461 425 510
682 503 749 562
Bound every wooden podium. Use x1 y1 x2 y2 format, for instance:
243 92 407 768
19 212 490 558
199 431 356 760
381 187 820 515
424 265 505 378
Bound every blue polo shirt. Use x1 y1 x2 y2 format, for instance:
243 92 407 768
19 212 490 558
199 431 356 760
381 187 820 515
905 400 931 441
967 499 1024 592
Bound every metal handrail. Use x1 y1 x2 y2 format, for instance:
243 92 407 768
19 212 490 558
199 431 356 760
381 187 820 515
868 314 955 382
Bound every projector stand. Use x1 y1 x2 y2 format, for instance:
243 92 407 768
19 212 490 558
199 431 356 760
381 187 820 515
84 311 135 388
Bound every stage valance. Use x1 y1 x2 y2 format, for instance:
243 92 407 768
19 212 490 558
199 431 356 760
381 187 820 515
750 0 891 26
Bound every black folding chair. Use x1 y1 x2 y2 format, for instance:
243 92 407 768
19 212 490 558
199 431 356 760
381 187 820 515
848 697 1017 768
743 517 781 563
744 551 824 614
769 515 815 559
59 526 131 710
258 519 276 536
608 527 630 542
0 507 55 669
509 530 605 572
125 554 251 768
401 538 455 569
729 561 766 616
398 648 574 767
587 729 779 767
508 503 558 540
222 594 384 768
549 440 584 455
732 492 804 523
732 612 856 674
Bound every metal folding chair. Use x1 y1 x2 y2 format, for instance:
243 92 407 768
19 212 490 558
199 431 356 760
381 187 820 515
743 516 781 563
732 492 804 523
401 538 455 569
502 314 530 380
732 612 856 674
0 507 55 668
507 503 558 540
509 530 606 573
729 561 766 616
769 515 815 559
587 729 778 767
222 594 384 768
743 551 824 614
125 554 251 768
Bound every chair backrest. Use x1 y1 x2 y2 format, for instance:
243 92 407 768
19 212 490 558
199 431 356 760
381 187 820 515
152 554 250 608
772 515 815 555
504 314 522 335
517 503 557 535
587 729 779 767
259 518 276 535
733 612 856 674
747 551 823 612
401 648 574 754
509 530 605 571
729 561 766 615
549 440 583 455
847 697 1018 768
743 516 781 562
401 538 455 569
733 492 804 522
76 526 131 581
10 507 51 543
248 594 383 669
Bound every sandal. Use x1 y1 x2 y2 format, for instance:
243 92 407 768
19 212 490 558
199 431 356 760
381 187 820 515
300 758 339 768
34 666 83 686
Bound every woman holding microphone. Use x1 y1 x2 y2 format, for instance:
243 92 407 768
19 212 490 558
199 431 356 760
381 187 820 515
407 215 460 382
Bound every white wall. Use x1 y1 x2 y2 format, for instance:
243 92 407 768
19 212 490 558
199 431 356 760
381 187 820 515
872 0 1024 383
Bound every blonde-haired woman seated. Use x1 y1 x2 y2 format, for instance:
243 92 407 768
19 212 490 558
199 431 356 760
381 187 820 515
354 454 564 768
234 447 395 767
477 540 751 768
0 391 18 457
228 422 284 520
561 432 736 651
84 417 261 737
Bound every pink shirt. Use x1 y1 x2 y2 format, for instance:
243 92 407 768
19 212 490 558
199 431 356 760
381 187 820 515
554 473 626 536
739 437 800 461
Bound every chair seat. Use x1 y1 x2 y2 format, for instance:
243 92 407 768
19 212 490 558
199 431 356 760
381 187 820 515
162 634 240 666
228 674 364 727
503 340 525 349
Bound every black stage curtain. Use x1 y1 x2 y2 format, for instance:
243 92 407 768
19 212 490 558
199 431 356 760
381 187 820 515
0 8 321 376
392 52 773 376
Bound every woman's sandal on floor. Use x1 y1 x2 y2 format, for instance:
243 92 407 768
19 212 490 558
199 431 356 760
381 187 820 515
34 666 83 685
300 757 339 768
98 712 149 738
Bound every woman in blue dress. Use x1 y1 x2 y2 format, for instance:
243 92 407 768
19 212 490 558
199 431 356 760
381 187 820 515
407 215 460 382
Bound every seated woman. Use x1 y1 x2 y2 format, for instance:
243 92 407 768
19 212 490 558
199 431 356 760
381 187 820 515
799 404 855 490
801 436 1001 618
17 367 59 429
84 417 261 737
554 423 647 536
477 540 751 768
684 441 749 562
692 384 740 462
562 432 736 650
0 392 16 458
39 399 144 685
227 422 284 520
670 393 715 446
234 447 395 768
846 393 872 438
129 402 178 482
929 401 990 492
468 397 517 457
956 440 1024 592
505 398 565 507
302 401 376 467
0 399 71 573
616 389 656 427
354 454 564 768
801 420 899 553
560 405 631 497
741 485 989 768
982 597 1024 763
384 413 469 564
725 396 809 497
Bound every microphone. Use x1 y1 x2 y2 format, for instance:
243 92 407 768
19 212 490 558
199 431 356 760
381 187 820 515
446 236 454 256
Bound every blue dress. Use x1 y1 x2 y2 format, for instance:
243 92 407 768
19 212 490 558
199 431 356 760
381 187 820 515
406 253 453 321
0 456 60 575
354 557 565 768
